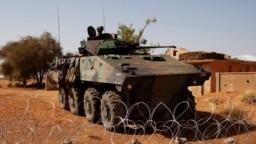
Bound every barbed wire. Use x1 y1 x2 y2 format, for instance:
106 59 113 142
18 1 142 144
0 98 255 144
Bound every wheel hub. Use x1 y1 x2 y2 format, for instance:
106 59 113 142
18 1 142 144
104 104 110 121
86 101 91 114
70 97 75 107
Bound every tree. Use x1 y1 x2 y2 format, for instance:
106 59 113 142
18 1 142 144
0 32 62 88
117 17 157 44
137 17 157 44
117 24 137 43
0 49 4 59
0 41 21 80
65 51 75 57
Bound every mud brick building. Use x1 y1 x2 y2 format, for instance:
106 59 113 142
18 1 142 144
165 49 256 95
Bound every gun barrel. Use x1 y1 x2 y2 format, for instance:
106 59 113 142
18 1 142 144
135 45 176 49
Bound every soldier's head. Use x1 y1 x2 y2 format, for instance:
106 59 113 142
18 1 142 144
97 26 104 36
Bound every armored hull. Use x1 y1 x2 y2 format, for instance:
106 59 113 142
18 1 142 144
79 55 209 106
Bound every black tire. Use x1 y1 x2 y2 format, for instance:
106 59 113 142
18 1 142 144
101 91 125 131
176 90 196 121
59 86 69 110
84 88 101 123
68 87 84 115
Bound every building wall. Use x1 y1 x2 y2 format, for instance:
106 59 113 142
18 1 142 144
209 60 256 92
216 72 256 92
188 77 211 96
164 48 188 60
187 59 256 95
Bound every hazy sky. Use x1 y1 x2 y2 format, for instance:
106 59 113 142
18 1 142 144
1 0 256 56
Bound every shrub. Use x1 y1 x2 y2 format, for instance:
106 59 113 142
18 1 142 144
241 90 256 104
221 100 247 120
207 97 219 105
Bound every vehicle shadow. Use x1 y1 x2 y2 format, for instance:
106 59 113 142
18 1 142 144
118 110 256 142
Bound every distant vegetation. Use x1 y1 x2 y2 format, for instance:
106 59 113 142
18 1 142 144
0 32 62 88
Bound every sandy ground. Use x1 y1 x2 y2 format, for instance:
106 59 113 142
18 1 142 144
0 78 256 144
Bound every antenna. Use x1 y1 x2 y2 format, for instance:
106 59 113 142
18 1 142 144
57 3 61 47
103 7 105 32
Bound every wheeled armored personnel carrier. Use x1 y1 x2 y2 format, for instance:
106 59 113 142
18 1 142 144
47 26 211 130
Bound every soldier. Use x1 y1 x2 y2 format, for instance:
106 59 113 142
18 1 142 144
97 26 104 36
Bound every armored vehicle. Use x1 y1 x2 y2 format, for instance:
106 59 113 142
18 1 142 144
47 26 211 131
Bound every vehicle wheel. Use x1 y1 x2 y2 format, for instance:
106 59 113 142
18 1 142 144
68 87 84 115
84 88 101 123
101 91 125 131
59 86 69 110
176 90 196 121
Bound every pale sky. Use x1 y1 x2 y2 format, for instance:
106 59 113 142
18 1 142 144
1 0 256 56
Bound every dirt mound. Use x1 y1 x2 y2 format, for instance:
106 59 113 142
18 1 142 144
179 51 226 61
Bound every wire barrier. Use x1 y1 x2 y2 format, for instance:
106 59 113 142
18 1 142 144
0 98 255 144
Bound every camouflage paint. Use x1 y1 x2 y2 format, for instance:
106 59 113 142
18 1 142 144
79 56 126 85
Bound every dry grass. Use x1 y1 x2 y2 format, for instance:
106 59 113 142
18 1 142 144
221 100 247 120
241 90 256 104
207 97 219 105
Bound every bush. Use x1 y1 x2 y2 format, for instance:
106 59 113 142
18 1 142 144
241 90 256 104
7 82 12 87
221 100 247 120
